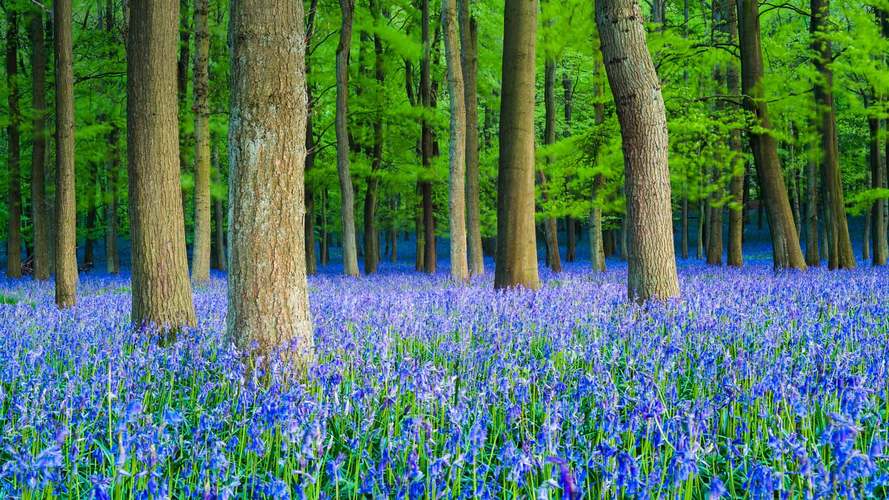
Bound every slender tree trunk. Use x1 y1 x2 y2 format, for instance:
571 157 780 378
30 9 50 280
726 0 744 267
566 218 576 262
540 57 562 273
443 0 469 282
597 0 679 301
420 0 437 274
6 10 22 278
190 0 211 282
459 0 483 276
494 0 540 290
320 188 329 266
304 0 319 276
363 0 385 275
54 0 78 307
697 201 705 259
681 195 689 259
805 154 820 265
869 113 887 265
105 128 121 274
336 0 360 277
737 0 806 270
177 0 191 213
863 210 871 261
227 0 313 368
128 0 196 329
589 65 606 272
810 0 854 269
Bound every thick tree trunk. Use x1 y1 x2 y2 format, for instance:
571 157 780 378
443 0 469 282
190 0 211 282
459 0 483 276
54 0 78 307
30 10 50 280
336 0 360 277
420 0 437 274
6 10 22 278
737 0 806 270
540 58 562 273
128 0 196 329
597 0 679 301
810 0 854 269
227 0 313 368
494 0 540 290
869 114 887 265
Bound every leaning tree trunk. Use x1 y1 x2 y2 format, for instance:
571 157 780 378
540 57 562 273
191 0 211 282
336 0 360 277
494 0 540 290
443 0 469 282
597 0 680 302
30 9 50 280
810 0 854 270
227 0 314 369
128 0 196 329
459 0 483 276
6 10 22 278
869 112 887 265
54 0 78 307
737 0 806 270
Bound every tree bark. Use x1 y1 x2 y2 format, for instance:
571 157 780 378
227 0 313 368
725 0 744 267
189 0 211 282
105 128 121 274
54 0 78 307
128 0 197 329
805 154 820 266
363 0 385 274
420 0 437 274
494 0 540 290
30 9 50 280
737 0 806 270
459 0 483 276
566 218 576 262
443 0 469 282
6 9 22 278
597 0 680 302
336 0 360 277
589 62 606 272
540 57 561 273
810 0 854 269
305 0 319 276
869 113 887 265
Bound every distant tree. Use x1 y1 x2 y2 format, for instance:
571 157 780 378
227 0 313 368
363 0 385 275
191 0 212 282
737 0 806 270
336 0 360 277
810 0 855 270
494 0 540 290
29 7 49 281
443 0 468 282
103 0 121 276
420 0 437 274
127 0 196 329
6 8 22 279
540 56 562 273
597 0 680 301
54 0 78 308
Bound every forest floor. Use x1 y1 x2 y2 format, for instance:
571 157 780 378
0 257 887 498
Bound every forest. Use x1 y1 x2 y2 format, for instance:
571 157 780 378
0 0 888 497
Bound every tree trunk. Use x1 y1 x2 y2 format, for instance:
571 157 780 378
589 65 606 272
320 188 329 266
810 0 854 269
443 0 469 282
54 0 78 307
228 0 313 368
737 0 806 270
336 0 360 277
128 0 196 329
869 113 887 265
494 0 540 290
598 0 679 301
304 0 319 276
459 0 483 277
863 210 871 262
30 9 50 280
189 0 211 282
362 0 385 275
105 128 121 274
805 155 820 266
681 195 689 259
540 57 562 273
6 9 22 278
697 202 705 259
566 218 576 262
420 0 437 274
